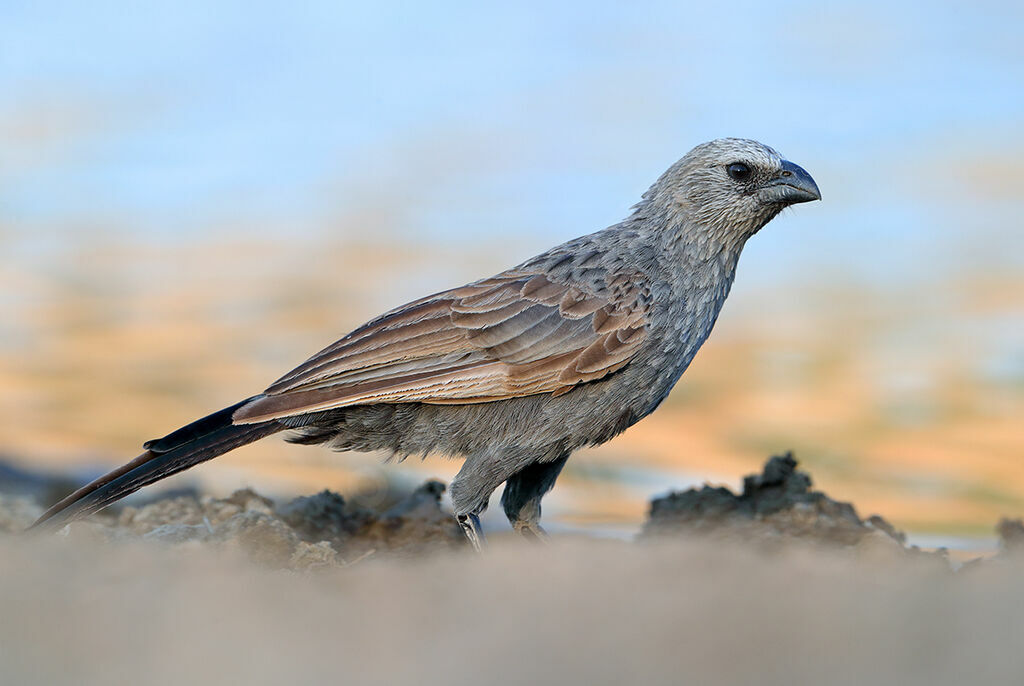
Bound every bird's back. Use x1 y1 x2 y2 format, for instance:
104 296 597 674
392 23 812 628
284 218 744 461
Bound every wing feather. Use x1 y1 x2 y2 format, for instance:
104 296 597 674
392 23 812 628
233 264 651 424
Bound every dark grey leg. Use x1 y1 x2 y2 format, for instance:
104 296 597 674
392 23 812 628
449 454 507 551
450 448 539 550
501 454 569 540
450 449 569 548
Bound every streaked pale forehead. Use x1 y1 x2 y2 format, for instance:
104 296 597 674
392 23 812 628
695 138 783 167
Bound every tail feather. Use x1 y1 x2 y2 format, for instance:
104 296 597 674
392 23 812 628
142 397 260 453
29 404 281 531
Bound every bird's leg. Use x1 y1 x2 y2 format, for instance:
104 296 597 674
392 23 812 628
450 452 514 552
451 449 562 549
456 512 486 552
501 453 569 542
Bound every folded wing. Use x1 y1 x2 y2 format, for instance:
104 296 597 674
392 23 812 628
233 267 651 423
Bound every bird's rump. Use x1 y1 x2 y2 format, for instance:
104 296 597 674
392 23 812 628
233 267 650 423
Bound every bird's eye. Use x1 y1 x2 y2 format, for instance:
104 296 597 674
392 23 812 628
727 163 751 182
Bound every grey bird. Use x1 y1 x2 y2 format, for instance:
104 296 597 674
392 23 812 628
31 138 820 547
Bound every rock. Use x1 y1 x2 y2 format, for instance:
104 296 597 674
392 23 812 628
142 522 214 544
290 541 339 570
382 480 447 519
214 511 303 567
365 480 465 552
118 495 206 534
277 490 372 545
277 480 465 554
18 479 464 567
641 453 907 551
203 488 276 523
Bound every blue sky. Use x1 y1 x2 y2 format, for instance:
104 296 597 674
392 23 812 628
1 0 1023 286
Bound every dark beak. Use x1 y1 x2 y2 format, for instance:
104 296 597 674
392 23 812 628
761 159 821 205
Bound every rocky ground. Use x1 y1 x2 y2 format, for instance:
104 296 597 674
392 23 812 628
3 454 1024 685
5 453 1015 567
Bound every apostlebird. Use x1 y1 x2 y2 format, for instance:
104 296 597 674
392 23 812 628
31 138 820 548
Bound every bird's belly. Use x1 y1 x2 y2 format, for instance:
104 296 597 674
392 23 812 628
309 354 674 461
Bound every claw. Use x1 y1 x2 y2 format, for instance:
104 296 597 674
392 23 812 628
456 513 486 552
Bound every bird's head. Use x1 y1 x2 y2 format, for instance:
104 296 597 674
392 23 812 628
641 138 821 242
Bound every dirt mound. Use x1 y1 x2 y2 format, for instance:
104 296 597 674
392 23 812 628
641 453 913 554
2 479 465 569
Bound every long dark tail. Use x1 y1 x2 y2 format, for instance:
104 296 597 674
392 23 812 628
29 397 282 531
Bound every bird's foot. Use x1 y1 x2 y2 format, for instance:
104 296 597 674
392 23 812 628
513 520 549 543
456 513 486 552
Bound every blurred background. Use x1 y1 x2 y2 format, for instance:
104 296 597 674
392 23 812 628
1 0 1021 544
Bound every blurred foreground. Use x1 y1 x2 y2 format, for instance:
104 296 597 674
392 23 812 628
3 456 1024 685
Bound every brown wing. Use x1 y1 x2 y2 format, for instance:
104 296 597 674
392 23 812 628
232 269 650 424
